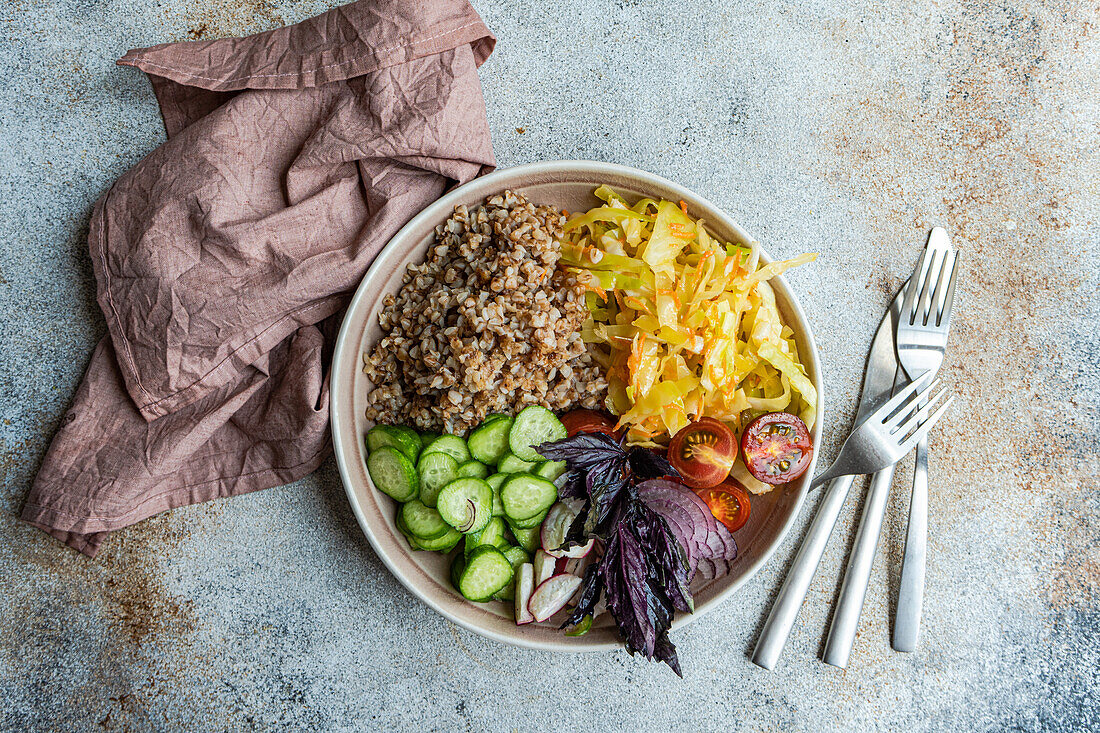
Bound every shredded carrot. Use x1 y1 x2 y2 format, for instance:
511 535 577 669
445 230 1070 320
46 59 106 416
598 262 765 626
688 250 713 295
679 200 689 215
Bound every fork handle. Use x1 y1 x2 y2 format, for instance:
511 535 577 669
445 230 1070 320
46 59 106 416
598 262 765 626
752 474 856 670
822 463 896 669
893 436 928 651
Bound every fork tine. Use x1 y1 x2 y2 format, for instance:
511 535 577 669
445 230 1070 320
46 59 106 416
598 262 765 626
878 376 938 424
938 251 959 328
917 249 944 326
900 247 931 326
929 248 956 327
896 395 955 454
890 385 951 437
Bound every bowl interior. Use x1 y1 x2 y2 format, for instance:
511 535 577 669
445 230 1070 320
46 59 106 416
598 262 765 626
331 161 823 651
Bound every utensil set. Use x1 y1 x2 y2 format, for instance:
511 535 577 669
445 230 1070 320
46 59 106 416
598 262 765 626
753 228 959 670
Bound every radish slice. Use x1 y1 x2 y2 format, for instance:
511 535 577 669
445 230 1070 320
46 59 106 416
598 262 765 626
528 573 584 623
539 502 578 552
546 537 595 559
533 549 556 587
514 563 535 625
564 552 594 578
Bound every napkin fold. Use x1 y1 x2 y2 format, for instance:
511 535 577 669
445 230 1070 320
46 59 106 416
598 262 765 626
23 0 496 556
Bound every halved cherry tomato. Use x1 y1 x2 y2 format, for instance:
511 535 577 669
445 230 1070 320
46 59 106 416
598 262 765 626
695 481 751 533
561 409 618 438
667 417 737 489
740 412 813 485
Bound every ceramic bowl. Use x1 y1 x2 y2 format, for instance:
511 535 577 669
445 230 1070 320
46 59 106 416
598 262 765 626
330 161 823 651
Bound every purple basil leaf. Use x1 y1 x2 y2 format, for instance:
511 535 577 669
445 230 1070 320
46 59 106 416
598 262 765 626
604 524 659 657
535 432 625 469
653 634 682 678
564 510 589 546
627 447 679 481
635 504 693 613
557 470 588 500
561 561 603 629
587 461 629 526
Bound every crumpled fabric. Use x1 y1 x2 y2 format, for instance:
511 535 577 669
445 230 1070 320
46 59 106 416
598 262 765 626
22 0 496 557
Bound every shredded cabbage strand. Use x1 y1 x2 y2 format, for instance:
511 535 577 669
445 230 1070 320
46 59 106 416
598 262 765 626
564 187 818 448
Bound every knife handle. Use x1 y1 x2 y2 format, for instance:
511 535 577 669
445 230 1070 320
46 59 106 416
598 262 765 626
752 474 856 671
893 435 928 652
822 463 896 669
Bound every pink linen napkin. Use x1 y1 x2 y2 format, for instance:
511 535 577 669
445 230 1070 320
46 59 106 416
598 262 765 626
22 0 496 556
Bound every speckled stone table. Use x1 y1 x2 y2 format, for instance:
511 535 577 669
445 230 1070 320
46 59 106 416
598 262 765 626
1 1 1097 730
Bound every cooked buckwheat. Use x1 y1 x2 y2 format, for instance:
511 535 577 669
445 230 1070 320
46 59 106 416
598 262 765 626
363 191 608 433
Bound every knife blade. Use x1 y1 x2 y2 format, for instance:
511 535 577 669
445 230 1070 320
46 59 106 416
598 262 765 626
751 287 904 670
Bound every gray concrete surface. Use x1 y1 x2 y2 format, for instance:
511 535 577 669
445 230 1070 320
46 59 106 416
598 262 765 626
2 0 1098 730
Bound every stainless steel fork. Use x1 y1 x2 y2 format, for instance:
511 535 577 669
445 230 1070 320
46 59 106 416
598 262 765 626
893 229 959 652
810 377 955 490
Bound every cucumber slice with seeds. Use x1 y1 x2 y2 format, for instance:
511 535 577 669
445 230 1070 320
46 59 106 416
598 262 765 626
458 546 514 602
508 406 567 462
419 431 441 448
465 516 509 558
535 460 567 481
450 553 466 591
401 500 449 540
416 452 459 508
487 473 506 516
420 434 471 464
413 526 462 552
367 447 419 502
501 545 531 569
508 524 540 553
468 417 514 466
509 508 548 529
367 425 422 462
501 473 558 521
498 452 539 474
457 460 490 479
436 478 493 534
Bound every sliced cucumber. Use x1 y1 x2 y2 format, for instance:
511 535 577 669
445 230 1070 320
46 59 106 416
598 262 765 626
414 527 462 552
493 545 527 601
395 507 413 538
487 473 507 516
501 545 531 569
501 473 558 521
465 516 509 558
397 506 460 551
508 405 567 462
535 460 567 481
508 524 540 553
401 500 450 540
468 417 514 466
436 478 494 534
458 546 514 602
456 460 490 479
419 431 441 448
482 413 510 425
366 425 422 462
367 447 419 502
498 452 539 474
420 434 471 464
509 508 548 529
450 553 466 591
416 452 459 508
